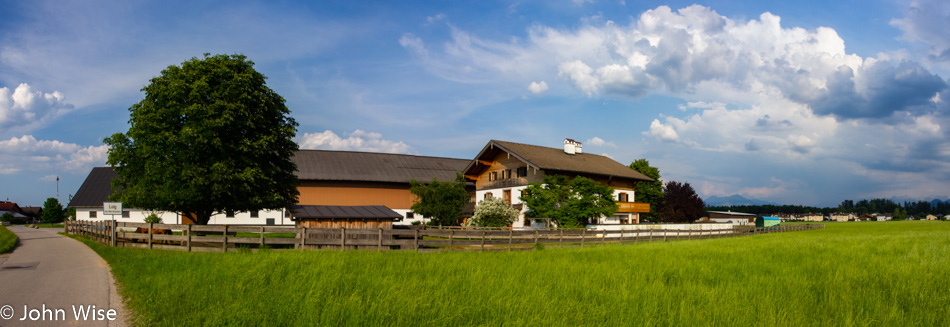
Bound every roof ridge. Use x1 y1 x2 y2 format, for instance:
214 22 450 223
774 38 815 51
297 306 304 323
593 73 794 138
294 149 469 161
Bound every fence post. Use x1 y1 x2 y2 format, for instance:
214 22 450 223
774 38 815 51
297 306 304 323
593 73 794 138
148 222 153 249
664 228 668 242
111 220 116 247
534 229 539 245
260 226 265 249
187 224 192 252
620 229 624 243
481 231 486 252
378 228 383 252
581 229 586 248
559 230 563 248
223 225 228 253
508 230 513 251
340 228 346 251
301 227 307 250
601 230 606 246
414 229 419 252
449 230 454 249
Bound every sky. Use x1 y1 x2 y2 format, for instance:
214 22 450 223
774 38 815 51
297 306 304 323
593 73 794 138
1 0 948 207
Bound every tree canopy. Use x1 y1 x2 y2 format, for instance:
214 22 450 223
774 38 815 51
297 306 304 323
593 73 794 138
104 54 300 225
41 197 66 224
629 159 662 222
409 172 469 226
520 175 618 228
657 181 705 223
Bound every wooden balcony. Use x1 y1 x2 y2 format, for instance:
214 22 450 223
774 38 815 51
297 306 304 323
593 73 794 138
617 202 650 213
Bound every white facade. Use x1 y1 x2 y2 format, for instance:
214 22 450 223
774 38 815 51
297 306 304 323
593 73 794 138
74 207 294 225
475 186 637 228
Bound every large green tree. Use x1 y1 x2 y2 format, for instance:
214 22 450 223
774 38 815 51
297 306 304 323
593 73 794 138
520 175 618 228
41 197 66 224
409 173 469 226
105 54 300 225
629 159 662 222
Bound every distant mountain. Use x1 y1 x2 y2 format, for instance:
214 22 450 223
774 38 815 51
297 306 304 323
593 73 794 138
704 194 777 207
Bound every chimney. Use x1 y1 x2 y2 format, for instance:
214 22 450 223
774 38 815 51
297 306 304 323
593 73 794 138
575 142 582 154
563 138 578 155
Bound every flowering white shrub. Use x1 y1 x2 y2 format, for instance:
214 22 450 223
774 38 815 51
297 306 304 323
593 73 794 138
468 197 520 227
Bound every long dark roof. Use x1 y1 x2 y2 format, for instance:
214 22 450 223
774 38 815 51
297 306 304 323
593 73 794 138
464 140 653 182
293 150 469 183
68 167 118 208
70 150 471 208
289 205 401 220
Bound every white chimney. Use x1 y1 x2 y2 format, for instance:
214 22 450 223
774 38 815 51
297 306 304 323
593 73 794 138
563 138 577 155
575 142 582 154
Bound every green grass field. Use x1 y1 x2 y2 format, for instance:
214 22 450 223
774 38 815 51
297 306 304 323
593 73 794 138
74 221 950 326
0 225 17 254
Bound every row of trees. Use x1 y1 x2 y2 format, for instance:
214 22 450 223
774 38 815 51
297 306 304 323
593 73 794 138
708 199 950 218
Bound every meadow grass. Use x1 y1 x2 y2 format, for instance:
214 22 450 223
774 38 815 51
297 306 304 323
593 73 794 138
74 221 950 326
0 225 17 254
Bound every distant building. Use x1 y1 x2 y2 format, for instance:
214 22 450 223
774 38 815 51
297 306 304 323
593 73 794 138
707 211 756 225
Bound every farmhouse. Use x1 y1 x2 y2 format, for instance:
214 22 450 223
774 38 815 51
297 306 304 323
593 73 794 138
462 139 653 227
69 150 471 226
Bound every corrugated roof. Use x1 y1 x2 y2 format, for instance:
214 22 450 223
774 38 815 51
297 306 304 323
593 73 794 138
465 140 653 182
293 150 470 183
289 205 401 220
68 167 118 208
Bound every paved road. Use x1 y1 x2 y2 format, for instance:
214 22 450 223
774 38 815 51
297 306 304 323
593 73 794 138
0 226 127 326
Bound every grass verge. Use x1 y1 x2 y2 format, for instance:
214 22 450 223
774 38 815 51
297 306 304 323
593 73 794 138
72 221 950 326
0 225 17 254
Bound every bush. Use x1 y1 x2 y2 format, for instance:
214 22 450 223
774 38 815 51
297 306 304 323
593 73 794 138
144 214 162 224
467 197 520 227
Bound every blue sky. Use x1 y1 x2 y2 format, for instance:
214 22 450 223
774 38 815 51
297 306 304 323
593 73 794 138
1 0 948 207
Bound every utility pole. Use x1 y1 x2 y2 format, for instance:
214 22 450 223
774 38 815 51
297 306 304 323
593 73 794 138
57 176 60 203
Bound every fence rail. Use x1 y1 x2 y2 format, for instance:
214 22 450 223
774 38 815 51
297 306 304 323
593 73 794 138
65 220 825 253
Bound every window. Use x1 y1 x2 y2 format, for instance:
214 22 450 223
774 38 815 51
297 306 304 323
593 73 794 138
250 210 259 218
89 211 97 218
484 192 493 200
226 210 235 218
618 192 628 202
406 212 415 219
517 167 528 177
490 171 498 181
503 189 512 205
505 169 512 179
122 211 130 218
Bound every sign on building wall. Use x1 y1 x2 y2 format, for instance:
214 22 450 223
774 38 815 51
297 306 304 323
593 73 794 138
103 202 123 216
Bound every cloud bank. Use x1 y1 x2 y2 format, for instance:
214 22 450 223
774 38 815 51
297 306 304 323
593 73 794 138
297 130 414 154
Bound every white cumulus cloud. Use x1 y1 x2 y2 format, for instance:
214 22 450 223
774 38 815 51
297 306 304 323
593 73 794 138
0 135 108 174
528 81 549 95
0 83 74 135
297 130 414 154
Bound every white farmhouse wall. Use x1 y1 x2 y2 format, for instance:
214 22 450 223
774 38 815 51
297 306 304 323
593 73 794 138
75 208 294 225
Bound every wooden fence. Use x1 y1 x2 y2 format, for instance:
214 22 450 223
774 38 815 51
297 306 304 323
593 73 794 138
65 220 825 253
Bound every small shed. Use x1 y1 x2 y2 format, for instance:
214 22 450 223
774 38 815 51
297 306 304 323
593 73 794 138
289 205 401 229
755 216 781 227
